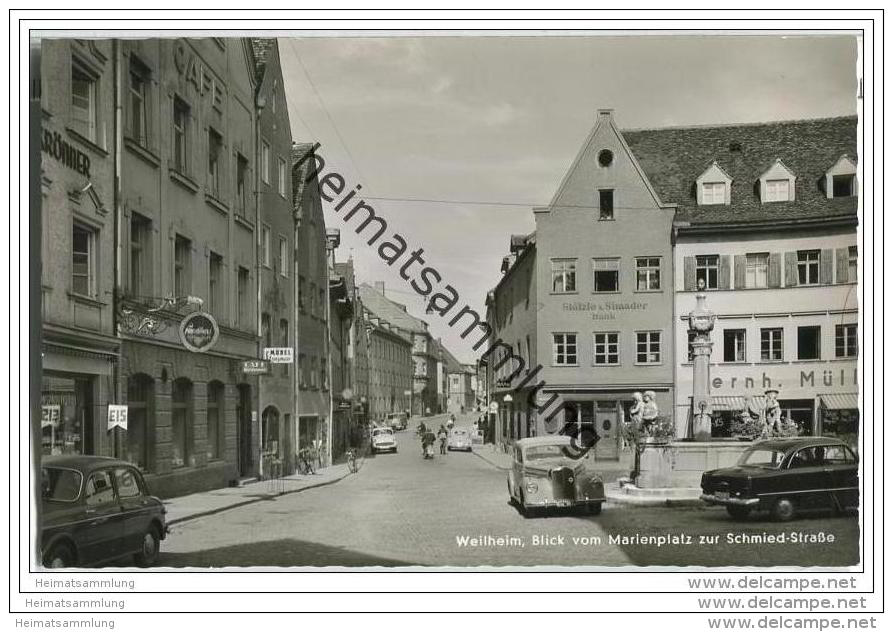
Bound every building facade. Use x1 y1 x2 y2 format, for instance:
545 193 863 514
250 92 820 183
634 117 860 445
292 143 332 464
39 39 119 460
252 39 296 475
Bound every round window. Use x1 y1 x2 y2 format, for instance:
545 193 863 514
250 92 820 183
598 149 614 167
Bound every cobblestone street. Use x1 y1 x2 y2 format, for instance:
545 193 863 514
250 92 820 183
157 423 860 568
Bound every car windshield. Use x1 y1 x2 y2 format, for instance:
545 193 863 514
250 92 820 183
373 428 393 437
524 444 572 462
41 467 83 502
738 447 786 469
451 429 468 436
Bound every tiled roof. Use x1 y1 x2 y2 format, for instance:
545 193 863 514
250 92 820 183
357 283 428 334
249 38 276 83
622 116 858 226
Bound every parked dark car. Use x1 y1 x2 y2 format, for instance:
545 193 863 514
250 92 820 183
507 436 606 517
40 455 168 568
701 437 859 521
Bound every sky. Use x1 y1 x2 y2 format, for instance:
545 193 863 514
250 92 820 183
278 34 858 364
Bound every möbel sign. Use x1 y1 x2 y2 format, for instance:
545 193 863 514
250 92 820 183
179 312 220 353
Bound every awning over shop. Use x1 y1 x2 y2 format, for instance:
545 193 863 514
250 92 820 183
819 393 859 410
692 395 767 411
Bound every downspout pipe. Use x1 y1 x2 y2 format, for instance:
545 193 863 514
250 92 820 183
112 39 123 458
255 93 265 479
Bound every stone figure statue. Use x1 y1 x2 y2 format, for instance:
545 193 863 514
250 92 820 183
642 390 660 433
629 391 644 428
764 388 782 434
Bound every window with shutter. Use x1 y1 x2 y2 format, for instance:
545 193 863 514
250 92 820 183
733 255 746 289
835 248 849 283
719 256 732 290
768 253 782 288
784 252 798 287
683 256 696 291
820 249 834 285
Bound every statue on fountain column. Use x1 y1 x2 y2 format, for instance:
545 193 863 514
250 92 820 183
686 278 717 441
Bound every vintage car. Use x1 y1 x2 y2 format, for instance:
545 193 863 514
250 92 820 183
385 412 408 431
507 436 606 517
447 427 472 452
370 427 398 454
40 455 168 568
701 436 859 521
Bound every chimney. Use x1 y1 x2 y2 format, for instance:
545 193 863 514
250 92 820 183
374 281 385 295
598 108 614 122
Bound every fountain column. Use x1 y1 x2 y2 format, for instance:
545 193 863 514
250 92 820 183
686 280 716 442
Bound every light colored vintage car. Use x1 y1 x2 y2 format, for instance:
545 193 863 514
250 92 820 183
370 427 398 454
447 427 472 452
507 436 606 517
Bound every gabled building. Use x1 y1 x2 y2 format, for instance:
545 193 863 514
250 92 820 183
624 116 858 444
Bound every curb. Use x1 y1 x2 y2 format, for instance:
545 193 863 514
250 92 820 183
470 448 511 472
167 470 352 526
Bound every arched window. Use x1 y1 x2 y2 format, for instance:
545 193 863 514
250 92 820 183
171 378 193 468
126 374 154 471
206 381 225 461
262 406 280 454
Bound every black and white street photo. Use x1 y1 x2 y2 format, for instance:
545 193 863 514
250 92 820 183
33 32 863 570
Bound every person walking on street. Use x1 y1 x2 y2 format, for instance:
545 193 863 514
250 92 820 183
437 425 448 455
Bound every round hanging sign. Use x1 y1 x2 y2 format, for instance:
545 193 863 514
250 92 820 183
179 312 220 353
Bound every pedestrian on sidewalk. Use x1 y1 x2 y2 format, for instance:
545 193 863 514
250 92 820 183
437 425 448 455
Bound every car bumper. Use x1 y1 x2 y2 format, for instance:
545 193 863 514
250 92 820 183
700 493 760 507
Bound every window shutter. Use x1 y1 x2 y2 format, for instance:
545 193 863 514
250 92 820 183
820 249 834 285
768 253 781 288
683 256 695 291
733 255 746 289
784 252 798 287
835 247 849 284
719 255 732 290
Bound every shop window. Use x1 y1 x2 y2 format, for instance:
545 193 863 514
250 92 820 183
593 258 620 293
551 259 577 293
237 266 250 329
796 250 820 286
207 127 222 197
723 329 746 363
797 326 821 360
206 381 224 460
128 55 150 145
208 252 223 318
262 407 280 454
552 333 578 366
599 189 614 220
835 324 858 358
593 332 619 365
126 374 154 471
72 222 97 297
171 378 193 468
761 328 783 361
129 214 151 296
41 375 94 456
174 234 191 296
696 255 719 290
636 331 661 364
780 399 814 436
172 96 190 174
71 58 99 143
635 257 661 291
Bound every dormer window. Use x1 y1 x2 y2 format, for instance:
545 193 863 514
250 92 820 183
696 161 732 206
759 159 796 203
701 182 726 205
824 155 857 199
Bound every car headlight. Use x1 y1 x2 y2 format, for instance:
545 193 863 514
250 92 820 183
526 481 538 494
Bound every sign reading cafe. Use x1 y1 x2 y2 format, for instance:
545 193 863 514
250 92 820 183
179 312 220 353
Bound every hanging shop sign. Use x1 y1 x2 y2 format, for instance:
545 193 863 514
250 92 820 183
179 312 220 353
242 359 271 375
107 405 128 431
263 347 294 364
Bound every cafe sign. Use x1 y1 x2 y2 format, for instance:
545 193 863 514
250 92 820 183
242 359 270 375
179 312 220 353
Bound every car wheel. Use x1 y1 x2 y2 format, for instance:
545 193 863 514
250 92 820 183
771 498 796 522
726 505 752 520
134 525 161 567
44 542 74 569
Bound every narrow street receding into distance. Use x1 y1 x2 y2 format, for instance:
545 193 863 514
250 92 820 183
158 415 860 569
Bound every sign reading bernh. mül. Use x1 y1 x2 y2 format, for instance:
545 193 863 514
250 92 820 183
179 312 220 353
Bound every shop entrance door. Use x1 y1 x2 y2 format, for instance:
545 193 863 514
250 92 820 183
236 384 253 477
594 402 619 460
